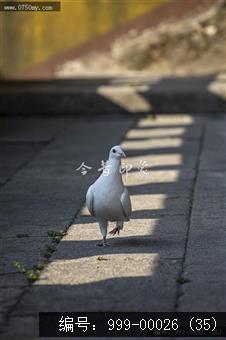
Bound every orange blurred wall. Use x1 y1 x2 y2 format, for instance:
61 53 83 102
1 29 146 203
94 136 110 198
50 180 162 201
0 0 168 78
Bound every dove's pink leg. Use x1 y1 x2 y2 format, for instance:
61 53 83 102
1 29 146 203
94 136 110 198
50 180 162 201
109 221 123 236
96 219 110 247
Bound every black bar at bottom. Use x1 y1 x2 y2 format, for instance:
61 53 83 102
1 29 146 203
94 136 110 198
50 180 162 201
39 312 226 337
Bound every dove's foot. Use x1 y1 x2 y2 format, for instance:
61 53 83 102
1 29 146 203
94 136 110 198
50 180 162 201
109 227 120 236
96 242 110 247
96 237 110 247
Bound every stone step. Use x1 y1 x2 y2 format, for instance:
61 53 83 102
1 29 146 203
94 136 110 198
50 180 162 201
1 73 225 115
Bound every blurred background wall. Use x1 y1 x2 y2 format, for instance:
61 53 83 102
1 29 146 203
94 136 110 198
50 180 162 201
0 0 168 78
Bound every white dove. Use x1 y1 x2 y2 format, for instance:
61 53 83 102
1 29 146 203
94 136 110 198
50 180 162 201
86 145 132 246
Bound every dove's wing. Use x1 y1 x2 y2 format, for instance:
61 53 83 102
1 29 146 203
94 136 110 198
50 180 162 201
86 185 94 215
121 188 132 220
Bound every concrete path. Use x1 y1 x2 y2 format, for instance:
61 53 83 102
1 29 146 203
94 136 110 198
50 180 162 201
0 114 225 339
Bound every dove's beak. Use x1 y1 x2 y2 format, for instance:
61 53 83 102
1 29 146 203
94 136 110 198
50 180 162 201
121 151 126 158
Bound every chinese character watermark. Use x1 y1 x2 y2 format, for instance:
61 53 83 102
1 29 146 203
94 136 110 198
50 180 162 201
120 163 133 178
75 159 150 177
76 162 92 176
138 160 149 175
98 160 111 176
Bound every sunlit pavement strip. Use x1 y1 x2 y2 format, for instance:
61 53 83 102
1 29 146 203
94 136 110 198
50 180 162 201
1 114 226 339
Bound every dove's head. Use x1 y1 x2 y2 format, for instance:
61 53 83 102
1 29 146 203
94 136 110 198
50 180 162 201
109 145 126 160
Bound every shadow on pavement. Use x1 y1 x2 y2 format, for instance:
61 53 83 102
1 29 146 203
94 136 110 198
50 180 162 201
0 72 226 114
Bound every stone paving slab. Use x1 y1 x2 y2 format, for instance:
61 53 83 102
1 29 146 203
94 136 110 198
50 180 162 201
0 118 72 188
177 116 226 312
0 117 72 143
0 237 51 274
0 144 43 187
0 315 38 339
0 288 24 314
194 170 226 197
0 273 28 288
0 222 71 239
200 118 226 171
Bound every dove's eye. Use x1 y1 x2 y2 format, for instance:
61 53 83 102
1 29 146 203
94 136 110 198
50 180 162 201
112 149 116 153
